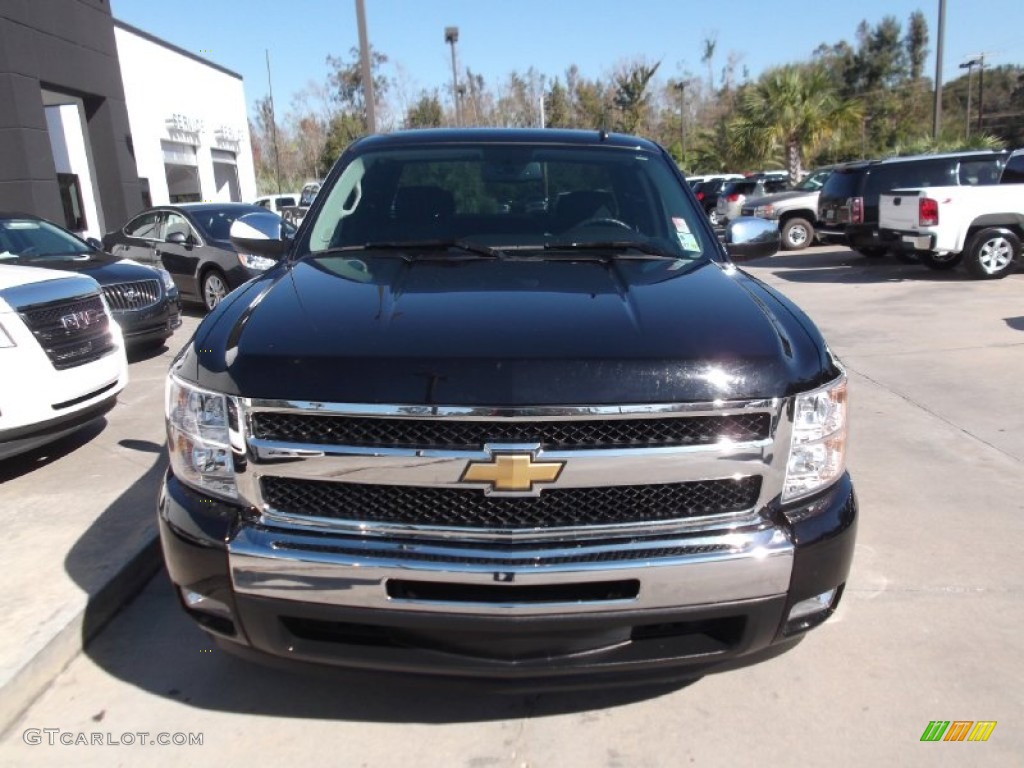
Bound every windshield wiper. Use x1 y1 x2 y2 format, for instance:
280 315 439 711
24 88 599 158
542 240 681 259
323 240 502 259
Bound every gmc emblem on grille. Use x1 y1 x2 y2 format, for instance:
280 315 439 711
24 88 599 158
60 309 100 330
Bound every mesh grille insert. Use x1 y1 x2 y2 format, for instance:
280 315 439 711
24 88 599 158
261 475 762 529
251 412 772 450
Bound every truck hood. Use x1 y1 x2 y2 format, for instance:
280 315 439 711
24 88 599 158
186 255 834 405
744 189 820 208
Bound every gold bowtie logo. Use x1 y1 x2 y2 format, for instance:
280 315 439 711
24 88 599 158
461 454 565 492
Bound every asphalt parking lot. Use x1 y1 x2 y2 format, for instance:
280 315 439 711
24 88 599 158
1 247 1022 766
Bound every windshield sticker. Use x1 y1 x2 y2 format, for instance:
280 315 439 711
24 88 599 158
671 217 691 234
677 232 699 251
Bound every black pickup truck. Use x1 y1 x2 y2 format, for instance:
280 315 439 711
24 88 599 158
160 128 856 686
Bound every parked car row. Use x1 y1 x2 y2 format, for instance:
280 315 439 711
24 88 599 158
816 149 1011 258
877 148 1024 279
1 213 181 346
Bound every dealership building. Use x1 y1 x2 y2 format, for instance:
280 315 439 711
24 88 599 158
0 0 256 242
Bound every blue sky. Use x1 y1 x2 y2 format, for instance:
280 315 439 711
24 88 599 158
111 0 1021 119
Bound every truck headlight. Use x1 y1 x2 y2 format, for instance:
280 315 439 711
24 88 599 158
166 375 237 499
753 204 776 219
783 375 847 502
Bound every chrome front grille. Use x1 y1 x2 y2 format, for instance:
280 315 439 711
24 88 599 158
261 475 762 530
251 411 771 450
237 399 787 541
102 279 161 312
18 293 115 370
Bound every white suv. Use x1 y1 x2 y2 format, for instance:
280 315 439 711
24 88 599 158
0 265 128 460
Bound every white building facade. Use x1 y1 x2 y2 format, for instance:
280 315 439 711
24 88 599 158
114 21 257 211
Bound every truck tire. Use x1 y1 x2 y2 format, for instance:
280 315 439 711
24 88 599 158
963 228 1019 280
919 251 962 270
781 218 813 251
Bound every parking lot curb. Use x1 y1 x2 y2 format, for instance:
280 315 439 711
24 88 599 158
0 533 163 736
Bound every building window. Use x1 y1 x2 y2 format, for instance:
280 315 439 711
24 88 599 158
211 148 241 202
57 173 87 231
161 140 201 203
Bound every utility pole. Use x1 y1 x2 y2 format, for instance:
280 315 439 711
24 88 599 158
355 0 376 133
932 0 945 139
445 27 461 127
265 49 281 193
674 81 688 171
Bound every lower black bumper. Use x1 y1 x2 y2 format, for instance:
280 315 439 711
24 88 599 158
158 473 857 683
116 298 182 347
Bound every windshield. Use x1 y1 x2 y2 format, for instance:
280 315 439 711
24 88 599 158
300 143 710 261
0 218 92 262
189 208 254 241
795 169 832 191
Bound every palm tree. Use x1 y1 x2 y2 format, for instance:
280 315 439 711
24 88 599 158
731 66 862 183
612 61 661 135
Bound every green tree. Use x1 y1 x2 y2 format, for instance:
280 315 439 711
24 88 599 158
731 65 862 182
405 91 443 128
544 79 572 128
905 10 929 81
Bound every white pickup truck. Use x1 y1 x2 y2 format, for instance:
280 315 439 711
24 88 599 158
878 148 1024 279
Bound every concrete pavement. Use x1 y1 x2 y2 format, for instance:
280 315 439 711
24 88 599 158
0 313 200 734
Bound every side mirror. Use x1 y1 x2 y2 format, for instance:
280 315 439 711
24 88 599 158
166 231 189 246
724 216 780 262
230 211 289 258
85 237 103 250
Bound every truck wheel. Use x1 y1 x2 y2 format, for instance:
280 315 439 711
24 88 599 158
919 251 962 270
780 218 812 251
964 228 1019 279
201 269 229 311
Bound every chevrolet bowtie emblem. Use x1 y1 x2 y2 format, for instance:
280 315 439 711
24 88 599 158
461 454 565 493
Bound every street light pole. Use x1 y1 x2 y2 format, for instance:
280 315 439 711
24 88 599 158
932 0 945 138
444 27 461 127
977 55 985 132
355 0 376 133
959 59 978 140
265 49 281 193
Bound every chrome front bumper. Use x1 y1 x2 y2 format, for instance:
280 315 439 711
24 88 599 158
228 524 794 616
